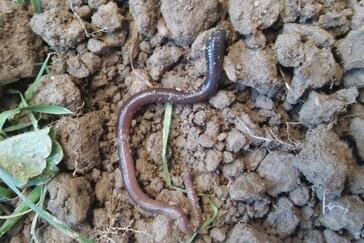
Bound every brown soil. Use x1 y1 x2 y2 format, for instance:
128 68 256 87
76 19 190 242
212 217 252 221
1 0 364 242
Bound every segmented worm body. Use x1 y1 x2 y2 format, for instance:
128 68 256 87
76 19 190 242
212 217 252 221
117 31 226 234
183 171 203 226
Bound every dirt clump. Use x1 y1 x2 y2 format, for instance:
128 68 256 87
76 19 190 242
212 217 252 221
228 0 279 36
30 9 86 51
319 195 364 239
257 151 298 197
29 74 83 112
350 117 364 160
129 0 159 36
337 27 364 71
229 172 268 202
293 125 353 200
91 2 124 33
47 173 95 226
146 45 184 80
160 0 220 46
265 197 300 238
54 112 103 174
0 7 40 85
227 223 279 243
224 40 281 96
66 52 101 79
298 87 358 127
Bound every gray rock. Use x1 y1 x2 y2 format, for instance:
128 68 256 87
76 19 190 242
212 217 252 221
337 27 364 71
320 195 364 239
257 151 298 197
293 125 352 200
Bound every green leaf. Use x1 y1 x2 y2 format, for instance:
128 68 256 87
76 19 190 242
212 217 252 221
26 129 63 186
0 186 41 237
0 169 93 243
0 128 52 186
21 105 73 115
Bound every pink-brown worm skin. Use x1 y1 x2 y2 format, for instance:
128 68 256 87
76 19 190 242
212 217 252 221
183 171 203 227
117 31 226 234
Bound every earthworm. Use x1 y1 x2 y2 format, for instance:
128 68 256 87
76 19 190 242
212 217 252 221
117 30 226 234
183 171 203 227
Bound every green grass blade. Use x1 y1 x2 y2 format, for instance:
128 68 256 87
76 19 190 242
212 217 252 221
0 109 21 131
13 0 26 3
31 185 46 243
20 105 73 115
0 169 93 243
25 53 53 101
3 122 33 133
9 89 39 130
30 0 41 13
0 186 41 237
162 103 185 192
